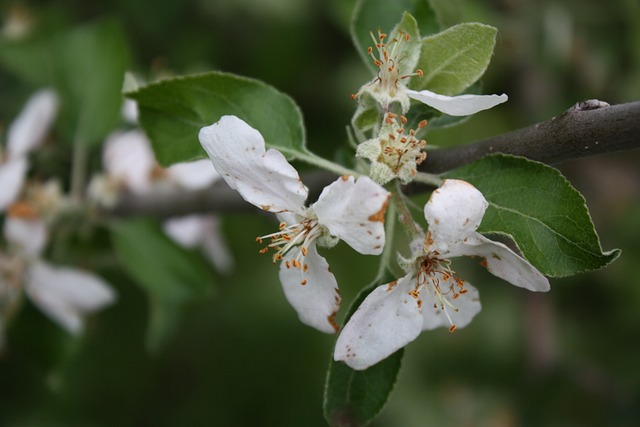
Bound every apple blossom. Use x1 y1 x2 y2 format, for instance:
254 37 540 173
356 112 428 184
199 115 391 333
353 30 507 115
1 202 115 335
335 179 549 369
0 89 58 211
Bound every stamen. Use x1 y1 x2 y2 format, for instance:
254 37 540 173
417 255 467 333
353 29 424 101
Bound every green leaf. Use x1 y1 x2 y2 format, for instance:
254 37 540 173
53 19 129 145
351 0 439 75
411 22 497 95
110 218 214 300
389 13 422 78
127 71 306 166
324 277 403 427
446 154 621 277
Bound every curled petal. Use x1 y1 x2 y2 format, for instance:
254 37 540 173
334 275 423 370
424 179 487 255
103 130 156 193
406 89 507 116
458 234 550 292
279 243 340 334
4 216 47 257
313 176 389 255
0 158 28 211
6 89 58 159
25 260 116 334
167 159 220 190
199 116 308 215
421 279 481 331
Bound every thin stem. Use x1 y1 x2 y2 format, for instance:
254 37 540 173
70 137 88 203
392 181 423 239
411 172 443 187
300 152 359 177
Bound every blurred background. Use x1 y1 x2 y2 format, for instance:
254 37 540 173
1 0 639 426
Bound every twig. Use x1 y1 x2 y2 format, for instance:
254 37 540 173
106 100 640 217
421 100 640 173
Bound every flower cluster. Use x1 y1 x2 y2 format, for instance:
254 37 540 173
189 19 549 370
1 90 115 341
89 106 234 274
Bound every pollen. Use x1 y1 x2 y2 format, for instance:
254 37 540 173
417 254 468 333
7 201 39 219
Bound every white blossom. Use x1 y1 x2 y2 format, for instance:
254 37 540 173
353 30 507 115
356 112 427 184
0 89 58 211
199 115 390 333
1 209 115 335
335 179 549 369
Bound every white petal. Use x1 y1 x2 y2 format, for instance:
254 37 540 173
279 243 340 334
424 179 487 255
25 260 116 334
0 158 28 211
163 215 204 247
3 216 47 257
458 234 550 292
199 116 308 215
166 159 220 190
406 89 507 116
421 279 481 331
334 275 423 370
103 130 156 194
163 215 234 274
200 216 235 274
313 176 389 255
6 89 58 159
121 98 139 124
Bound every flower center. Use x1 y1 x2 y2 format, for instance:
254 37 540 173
256 218 321 271
411 254 468 332
377 112 427 175
354 30 423 100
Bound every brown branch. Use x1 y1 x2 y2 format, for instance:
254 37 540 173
421 100 640 173
106 170 339 219
106 100 640 217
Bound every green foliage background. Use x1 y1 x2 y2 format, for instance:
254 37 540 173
1 0 639 426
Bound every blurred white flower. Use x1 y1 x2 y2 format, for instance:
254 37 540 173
1 202 115 335
92 128 234 273
0 89 58 211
